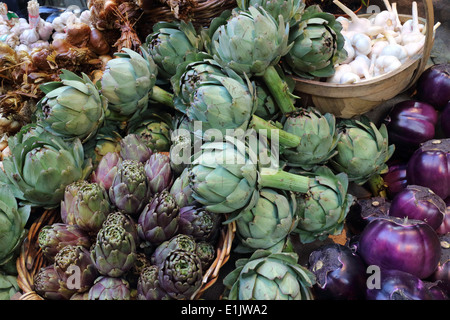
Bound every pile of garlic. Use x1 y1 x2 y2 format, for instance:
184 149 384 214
328 0 439 84
0 0 92 53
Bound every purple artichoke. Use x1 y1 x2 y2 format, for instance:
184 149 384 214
38 223 91 262
169 167 195 208
54 245 99 293
137 191 180 246
178 205 221 242
90 151 122 191
60 180 90 224
33 265 76 300
137 265 172 300
120 133 153 163
101 211 140 245
151 234 197 267
91 224 137 278
158 249 203 300
63 182 111 233
144 153 174 194
195 241 215 271
88 276 131 300
109 159 152 216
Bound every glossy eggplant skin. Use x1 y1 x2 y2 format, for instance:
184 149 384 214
386 100 438 156
366 268 439 300
308 243 367 300
389 185 446 230
382 163 408 199
415 64 450 110
442 102 450 138
406 139 450 200
358 216 441 279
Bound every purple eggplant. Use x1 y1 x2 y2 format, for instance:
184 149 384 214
308 243 367 300
406 139 450 200
437 197 450 235
382 162 408 199
442 102 450 138
345 197 390 236
428 234 450 294
385 100 438 155
415 63 450 110
366 268 439 300
358 216 441 279
388 185 446 230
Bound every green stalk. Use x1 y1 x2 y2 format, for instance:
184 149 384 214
260 66 297 114
366 174 388 198
250 115 301 149
150 85 175 108
259 167 310 193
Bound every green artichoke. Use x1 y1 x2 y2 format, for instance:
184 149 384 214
119 133 153 163
90 151 122 191
0 273 19 300
172 55 258 136
88 276 131 300
236 0 305 25
189 136 312 214
62 182 111 233
144 153 174 194
82 121 122 167
54 245 99 293
157 249 203 300
38 223 91 262
0 124 93 208
137 265 171 300
329 117 395 185
234 188 299 252
223 249 315 300
283 5 347 79
137 191 180 246
294 166 355 243
91 224 137 278
37 69 108 142
33 265 75 300
126 108 173 153
0 183 30 267
100 48 173 121
144 20 203 83
210 6 296 113
282 108 341 170
108 159 152 216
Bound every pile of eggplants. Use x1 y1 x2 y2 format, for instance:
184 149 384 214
307 63 450 300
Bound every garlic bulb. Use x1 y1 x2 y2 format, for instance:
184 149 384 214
351 33 372 56
52 17 65 33
380 32 408 63
342 35 355 64
350 55 372 79
327 64 353 83
79 10 92 26
20 28 40 45
371 39 389 57
374 55 402 76
5 34 19 48
37 19 53 41
340 72 360 84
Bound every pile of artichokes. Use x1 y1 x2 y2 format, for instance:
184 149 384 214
0 0 398 301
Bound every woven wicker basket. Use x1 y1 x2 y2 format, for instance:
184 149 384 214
16 208 236 300
292 0 435 119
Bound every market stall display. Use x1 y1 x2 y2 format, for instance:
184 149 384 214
0 0 448 301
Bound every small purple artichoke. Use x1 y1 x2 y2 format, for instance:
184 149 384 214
137 265 172 300
137 191 180 246
63 182 112 233
91 224 137 277
38 223 92 262
109 159 152 216
150 234 197 267
90 151 122 191
88 276 131 300
120 133 153 163
144 153 174 194
195 241 216 271
178 205 221 242
60 180 90 224
102 211 140 245
53 245 99 293
169 167 195 208
33 265 76 300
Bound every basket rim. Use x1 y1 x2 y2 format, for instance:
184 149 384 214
16 209 236 300
292 14 432 89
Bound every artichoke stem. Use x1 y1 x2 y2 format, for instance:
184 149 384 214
250 115 301 148
260 66 296 114
150 86 175 108
366 174 387 198
259 167 310 194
